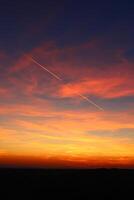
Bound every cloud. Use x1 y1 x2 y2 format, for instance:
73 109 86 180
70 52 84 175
6 40 134 105
0 51 7 60
87 128 134 141
58 74 134 99
0 87 12 98
0 40 134 166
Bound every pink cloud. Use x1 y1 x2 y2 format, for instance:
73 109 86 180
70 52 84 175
7 40 134 101
58 74 134 99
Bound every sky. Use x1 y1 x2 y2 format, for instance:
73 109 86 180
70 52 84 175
0 0 134 168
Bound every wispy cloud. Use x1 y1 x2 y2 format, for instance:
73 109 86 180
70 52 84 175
0 40 134 166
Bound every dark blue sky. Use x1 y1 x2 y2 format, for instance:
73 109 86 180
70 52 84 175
0 0 134 56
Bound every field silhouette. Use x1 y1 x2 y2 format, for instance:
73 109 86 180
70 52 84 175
0 168 134 199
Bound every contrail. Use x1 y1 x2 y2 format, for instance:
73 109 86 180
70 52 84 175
77 93 104 111
28 56 62 81
27 56 104 111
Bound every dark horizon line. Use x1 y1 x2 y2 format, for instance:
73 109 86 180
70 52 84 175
0 166 134 170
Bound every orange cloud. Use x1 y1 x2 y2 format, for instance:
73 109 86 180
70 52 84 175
58 74 134 99
1 41 134 167
0 153 134 168
8 41 134 102
0 88 12 97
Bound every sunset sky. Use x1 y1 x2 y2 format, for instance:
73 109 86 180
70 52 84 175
0 0 134 168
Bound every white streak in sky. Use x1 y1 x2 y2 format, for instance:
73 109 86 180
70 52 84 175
29 56 62 81
27 56 104 111
77 93 104 111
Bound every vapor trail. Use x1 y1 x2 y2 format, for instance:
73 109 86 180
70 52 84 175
28 56 62 81
77 93 104 111
27 56 104 111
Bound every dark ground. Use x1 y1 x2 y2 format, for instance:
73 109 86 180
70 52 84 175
0 168 134 199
